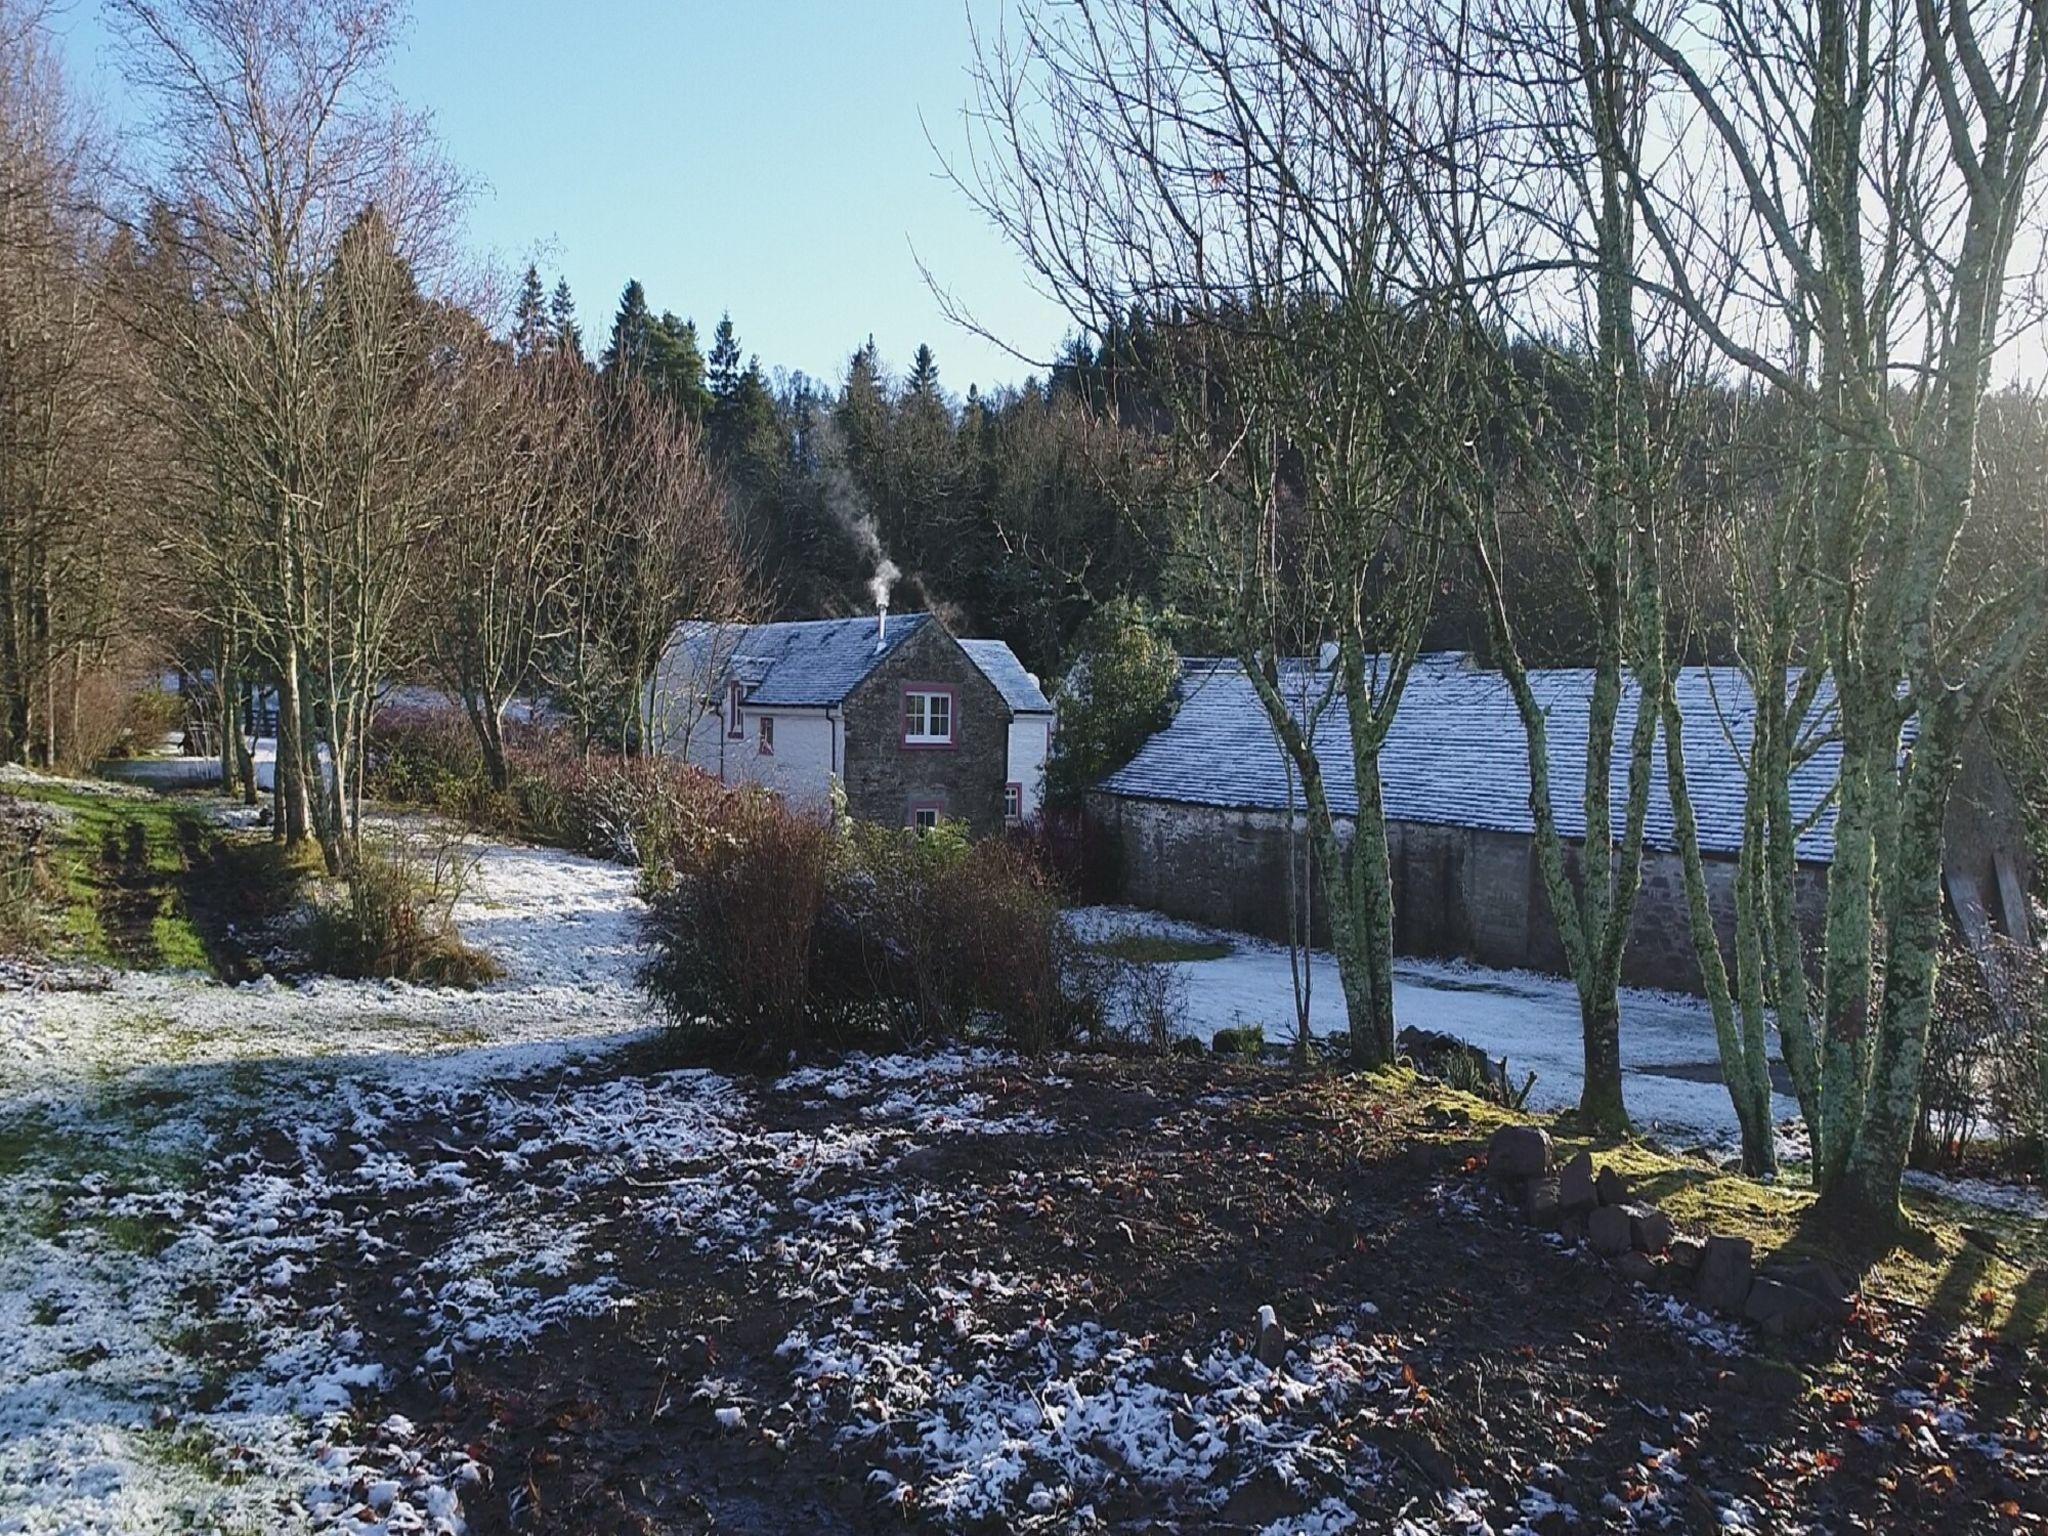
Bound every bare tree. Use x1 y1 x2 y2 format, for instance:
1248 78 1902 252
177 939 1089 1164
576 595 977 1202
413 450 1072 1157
111 0 462 853
0 4 157 769
1613 0 2048 1225
557 374 752 756
420 331 578 791
958 0 1462 1066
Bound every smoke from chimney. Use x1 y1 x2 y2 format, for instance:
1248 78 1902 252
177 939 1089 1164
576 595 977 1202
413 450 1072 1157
813 413 904 624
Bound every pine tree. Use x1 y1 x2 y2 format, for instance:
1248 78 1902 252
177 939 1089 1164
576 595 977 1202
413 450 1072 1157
906 342 940 400
550 277 583 358
650 310 711 419
512 264 548 362
601 279 654 377
707 313 743 402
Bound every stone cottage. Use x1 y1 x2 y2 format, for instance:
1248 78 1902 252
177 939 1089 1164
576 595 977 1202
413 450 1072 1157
1088 653 2032 994
650 611 1053 838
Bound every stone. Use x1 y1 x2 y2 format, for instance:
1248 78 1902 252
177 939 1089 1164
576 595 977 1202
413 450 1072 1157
1558 1151 1597 1213
1696 1236 1754 1315
1613 1251 1657 1285
1761 1258 1857 1325
1587 1204 1634 1257
1666 1234 1707 1274
1254 1305 1287 1367
1743 1276 1825 1336
1520 1176 1561 1228
1488 1125 1553 1181
1595 1166 1628 1206
1629 1206 1675 1255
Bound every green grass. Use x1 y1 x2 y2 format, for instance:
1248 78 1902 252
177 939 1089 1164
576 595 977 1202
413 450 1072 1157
5 781 212 969
2 777 307 977
1090 934 1235 964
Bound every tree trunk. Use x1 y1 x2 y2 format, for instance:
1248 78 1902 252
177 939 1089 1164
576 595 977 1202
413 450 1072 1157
1578 987 1627 1132
1662 688 1778 1175
1835 732 1957 1228
1815 725 1882 1193
274 649 314 847
1347 755 1398 1068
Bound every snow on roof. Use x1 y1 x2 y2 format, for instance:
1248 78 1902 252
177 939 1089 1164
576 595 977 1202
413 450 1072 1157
667 614 936 707
1099 652 1843 863
958 639 1053 713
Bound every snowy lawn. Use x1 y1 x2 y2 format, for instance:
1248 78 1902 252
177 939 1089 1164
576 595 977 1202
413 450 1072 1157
1069 906 1803 1152
0 802 656 1535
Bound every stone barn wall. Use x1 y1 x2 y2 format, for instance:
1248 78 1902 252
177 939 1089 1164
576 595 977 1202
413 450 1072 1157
1085 792 1831 996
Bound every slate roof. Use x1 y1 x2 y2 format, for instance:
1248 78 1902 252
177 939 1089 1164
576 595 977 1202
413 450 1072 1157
665 615 1048 714
958 640 1054 713
1098 652 1844 863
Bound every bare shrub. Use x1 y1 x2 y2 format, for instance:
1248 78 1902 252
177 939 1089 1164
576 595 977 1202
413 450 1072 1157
304 828 499 988
1119 959 1189 1053
0 798 55 955
641 791 833 1054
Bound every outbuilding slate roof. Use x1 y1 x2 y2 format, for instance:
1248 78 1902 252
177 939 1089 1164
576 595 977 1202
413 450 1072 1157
1098 653 1844 863
665 614 1047 714
958 640 1054 713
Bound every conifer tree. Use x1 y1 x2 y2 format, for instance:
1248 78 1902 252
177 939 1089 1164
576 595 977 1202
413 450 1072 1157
511 264 548 362
549 277 583 358
601 279 655 377
706 313 743 403
906 342 940 400
650 311 711 419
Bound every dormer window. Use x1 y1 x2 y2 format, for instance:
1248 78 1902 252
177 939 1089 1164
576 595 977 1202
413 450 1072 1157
727 680 745 739
902 686 955 747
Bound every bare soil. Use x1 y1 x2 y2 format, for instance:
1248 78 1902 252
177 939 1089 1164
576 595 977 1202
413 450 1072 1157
283 1052 2048 1534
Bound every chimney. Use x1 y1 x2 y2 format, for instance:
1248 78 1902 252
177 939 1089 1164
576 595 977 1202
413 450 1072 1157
874 601 888 654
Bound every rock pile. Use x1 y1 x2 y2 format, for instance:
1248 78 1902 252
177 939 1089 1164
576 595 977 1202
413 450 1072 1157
1483 1126 1858 1339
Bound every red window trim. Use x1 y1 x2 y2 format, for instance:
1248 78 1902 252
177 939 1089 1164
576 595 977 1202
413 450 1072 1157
900 682 958 750
757 714 775 756
1003 781 1023 822
726 680 745 739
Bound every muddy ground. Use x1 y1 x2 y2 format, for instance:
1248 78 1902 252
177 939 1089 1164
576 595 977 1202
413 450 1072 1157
269 1051 2046 1535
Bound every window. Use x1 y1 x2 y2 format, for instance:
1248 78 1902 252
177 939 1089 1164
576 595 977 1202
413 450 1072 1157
911 804 942 833
757 715 775 756
1003 782 1023 823
726 680 744 739
901 686 955 747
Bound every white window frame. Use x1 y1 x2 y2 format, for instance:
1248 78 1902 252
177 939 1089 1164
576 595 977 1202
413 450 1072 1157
902 687 955 747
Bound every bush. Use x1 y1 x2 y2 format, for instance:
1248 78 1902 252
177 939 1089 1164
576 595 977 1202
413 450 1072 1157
642 791 834 1053
1212 1023 1265 1058
644 801 1093 1058
0 800 51 956
1044 600 1180 810
364 712 728 876
304 830 501 987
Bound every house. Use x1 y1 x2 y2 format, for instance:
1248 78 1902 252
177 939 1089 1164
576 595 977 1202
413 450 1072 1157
650 610 1054 836
1089 652 2032 995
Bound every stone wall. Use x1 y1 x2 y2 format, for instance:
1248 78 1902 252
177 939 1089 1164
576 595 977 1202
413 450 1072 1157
1086 792 1831 995
843 623 1012 837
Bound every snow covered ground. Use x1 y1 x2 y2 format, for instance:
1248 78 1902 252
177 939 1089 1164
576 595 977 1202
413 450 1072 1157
1070 906 1803 1150
0 808 656 1535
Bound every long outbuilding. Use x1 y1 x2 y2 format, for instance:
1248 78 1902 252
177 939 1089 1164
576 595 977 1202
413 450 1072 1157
1089 653 2031 994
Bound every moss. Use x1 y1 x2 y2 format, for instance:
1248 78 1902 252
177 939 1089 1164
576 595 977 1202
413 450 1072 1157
1334 1068 2048 1345
1090 934 1236 965
136 1423 247 1486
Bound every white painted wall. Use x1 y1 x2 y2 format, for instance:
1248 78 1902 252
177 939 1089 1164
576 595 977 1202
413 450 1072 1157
727 708 837 809
1006 714 1053 821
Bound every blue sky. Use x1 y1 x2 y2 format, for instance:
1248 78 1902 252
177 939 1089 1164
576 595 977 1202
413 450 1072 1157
52 1 1074 394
